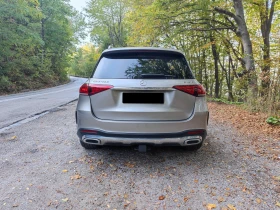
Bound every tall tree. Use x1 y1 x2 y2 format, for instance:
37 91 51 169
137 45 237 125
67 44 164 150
0 0 83 93
252 0 278 94
0 0 42 92
214 0 258 97
86 0 128 49
38 0 77 81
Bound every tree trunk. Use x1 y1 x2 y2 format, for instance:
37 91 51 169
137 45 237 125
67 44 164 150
40 0 45 65
203 49 208 93
210 34 220 98
232 0 258 96
228 55 234 101
258 0 276 94
197 50 203 83
214 0 258 97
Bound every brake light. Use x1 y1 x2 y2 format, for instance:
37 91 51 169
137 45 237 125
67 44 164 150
79 84 113 96
173 85 206 97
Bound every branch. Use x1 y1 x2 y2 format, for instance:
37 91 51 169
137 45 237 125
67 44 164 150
268 0 276 27
214 7 239 24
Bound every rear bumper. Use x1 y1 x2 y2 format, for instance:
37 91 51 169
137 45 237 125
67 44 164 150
78 129 206 146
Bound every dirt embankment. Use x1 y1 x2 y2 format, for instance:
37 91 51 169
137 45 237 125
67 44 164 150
208 102 280 160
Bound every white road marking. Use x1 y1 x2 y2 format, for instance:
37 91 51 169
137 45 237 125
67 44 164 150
0 86 79 103
0 111 49 133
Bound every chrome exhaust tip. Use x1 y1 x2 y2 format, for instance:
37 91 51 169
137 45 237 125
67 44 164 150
184 136 202 145
82 135 101 145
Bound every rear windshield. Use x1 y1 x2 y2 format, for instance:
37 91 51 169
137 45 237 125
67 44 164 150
92 52 194 79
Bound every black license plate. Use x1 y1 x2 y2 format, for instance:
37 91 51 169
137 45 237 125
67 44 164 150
123 93 164 104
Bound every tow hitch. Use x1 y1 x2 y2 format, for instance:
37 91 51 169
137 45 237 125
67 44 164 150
137 145 147 153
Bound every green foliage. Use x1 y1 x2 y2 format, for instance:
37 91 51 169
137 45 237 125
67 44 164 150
86 0 129 50
68 45 101 78
266 116 280 126
0 0 85 94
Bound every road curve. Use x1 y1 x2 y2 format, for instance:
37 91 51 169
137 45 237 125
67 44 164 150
0 76 87 130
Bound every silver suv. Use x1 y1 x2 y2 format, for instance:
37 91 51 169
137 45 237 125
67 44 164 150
76 47 208 151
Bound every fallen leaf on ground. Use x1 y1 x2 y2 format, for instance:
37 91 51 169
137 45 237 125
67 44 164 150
61 198 68 202
124 200 130 208
159 195 165 200
184 196 189 202
206 203 216 210
227 204 236 210
10 136 17 140
62 169 68 173
275 186 280 193
256 198 261 204
71 174 81 180
12 204 19 207
218 197 224 203
276 201 280 207
124 162 135 168
124 202 130 208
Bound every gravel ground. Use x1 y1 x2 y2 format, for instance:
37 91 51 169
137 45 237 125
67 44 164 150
0 102 279 210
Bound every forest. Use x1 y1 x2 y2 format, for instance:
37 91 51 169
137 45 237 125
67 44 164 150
0 0 85 93
1 0 280 118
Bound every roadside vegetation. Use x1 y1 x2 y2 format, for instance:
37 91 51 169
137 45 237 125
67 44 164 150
0 0 86 94
68 44 100 78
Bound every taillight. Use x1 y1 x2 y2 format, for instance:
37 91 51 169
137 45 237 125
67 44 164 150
173 85 206 97
79 84 113 96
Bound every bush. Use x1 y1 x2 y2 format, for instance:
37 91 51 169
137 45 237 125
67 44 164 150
266 116 280 126
0 76 11 92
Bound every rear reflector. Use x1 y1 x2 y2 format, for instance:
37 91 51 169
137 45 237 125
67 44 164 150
81 129 97 134
79 84 113 96
187 130 204 135
173 85 206 97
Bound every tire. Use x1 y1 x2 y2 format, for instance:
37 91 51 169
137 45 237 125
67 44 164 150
79 140 100 149
184 142 203 151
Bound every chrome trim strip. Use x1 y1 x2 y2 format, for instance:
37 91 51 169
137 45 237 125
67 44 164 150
111 87 174 91
81 135 202 146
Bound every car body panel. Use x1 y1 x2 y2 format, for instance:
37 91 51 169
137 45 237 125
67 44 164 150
89 79 198 121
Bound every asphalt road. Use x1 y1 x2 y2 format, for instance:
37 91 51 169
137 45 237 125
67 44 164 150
0 101 279 209
0 76 87 130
